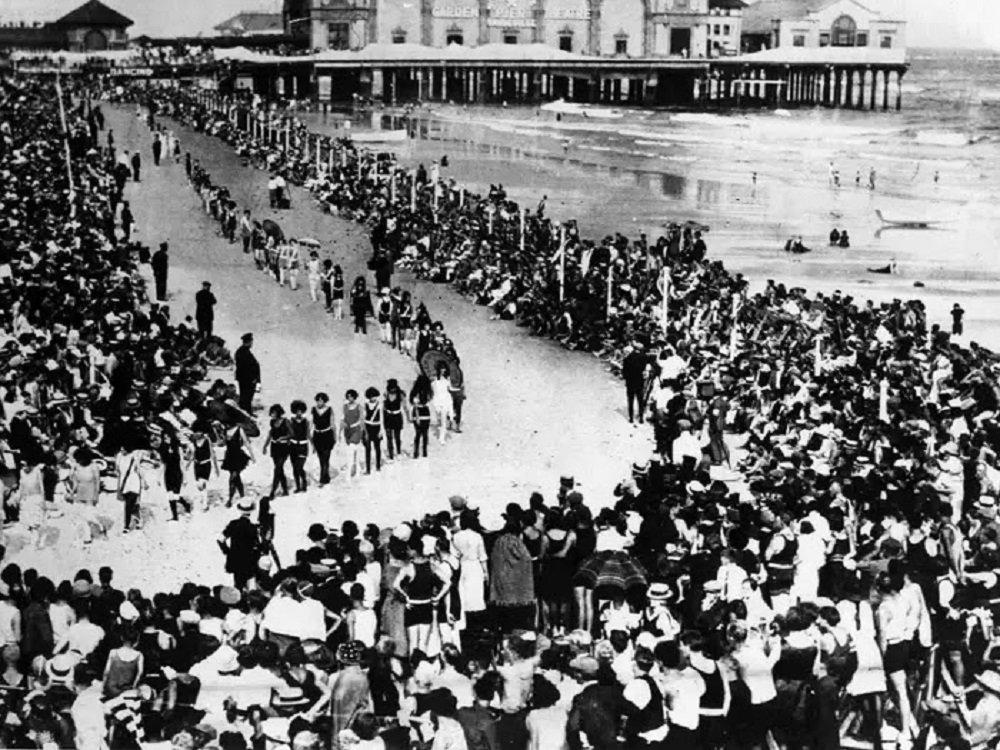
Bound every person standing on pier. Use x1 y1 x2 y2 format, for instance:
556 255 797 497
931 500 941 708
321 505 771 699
235 333 261 413
152 133 162 167
622 341 653 424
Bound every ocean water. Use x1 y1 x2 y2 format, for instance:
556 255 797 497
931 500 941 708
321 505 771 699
302 48 1000 343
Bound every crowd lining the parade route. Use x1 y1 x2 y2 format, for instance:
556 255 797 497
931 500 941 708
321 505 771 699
2 72 1000 750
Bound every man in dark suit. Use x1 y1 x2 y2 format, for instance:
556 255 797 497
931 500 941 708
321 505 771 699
218 499 260 590
234 333 260 413
194 281 217 338
131 150 141 182
622 341 652 424
151 242 168 301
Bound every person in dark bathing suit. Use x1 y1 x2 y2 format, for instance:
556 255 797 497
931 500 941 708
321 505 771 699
288 400 310 493
311 392 336 485
383 379 408 460
262 404 291 498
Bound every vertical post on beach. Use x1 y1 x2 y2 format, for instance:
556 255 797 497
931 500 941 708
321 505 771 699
559 224 566 303
660 268 669 333
341 147 347 168
54 70 75 219
606 263 613 321
488 207 494 235
814 334 822 377
391 170 397 204
879 377 889 422
284 122 290 153
459 187 465 208
519 209 526 253
328 143 334 173
433 182 439 211
730 295 740 358
411 172 417 212
316 137 322 170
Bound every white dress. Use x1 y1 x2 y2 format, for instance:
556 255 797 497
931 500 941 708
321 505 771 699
452 528 487 613
839 600 887 697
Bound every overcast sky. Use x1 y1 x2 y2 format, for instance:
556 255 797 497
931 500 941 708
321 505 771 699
0 0 996 48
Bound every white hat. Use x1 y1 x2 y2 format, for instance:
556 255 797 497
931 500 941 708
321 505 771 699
976 670 1000 695
119 601 139 622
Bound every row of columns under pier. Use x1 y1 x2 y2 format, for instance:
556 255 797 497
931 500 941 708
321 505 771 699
697 64 906 110
362 67 694 105
375 66 662 106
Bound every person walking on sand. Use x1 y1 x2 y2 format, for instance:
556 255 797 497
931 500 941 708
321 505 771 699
350 277 373 337
383 379 408 460
342 390 364 481
221 423 253 508
152 133 162 167
431 367 454 445
262 404 291 498
131 150 141 182
288 400 310 493
411 391 431 458
362 387 384 475
869 167 877 191
311 392 336 485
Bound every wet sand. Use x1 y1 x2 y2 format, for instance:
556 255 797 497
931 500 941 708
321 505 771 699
301 104 1000 346
7 106 655 590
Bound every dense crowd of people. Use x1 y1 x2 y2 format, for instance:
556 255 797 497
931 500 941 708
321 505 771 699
3 72 1000 750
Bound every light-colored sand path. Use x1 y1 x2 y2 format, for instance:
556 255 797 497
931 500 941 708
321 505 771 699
6 106 653 591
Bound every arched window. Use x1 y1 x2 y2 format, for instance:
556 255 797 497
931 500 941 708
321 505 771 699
82 29 108 50
831 15 856 47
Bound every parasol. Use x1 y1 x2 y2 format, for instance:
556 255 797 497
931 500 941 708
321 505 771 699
202 398 261 438
419 350 463 389
262 219 284 244
574 551 647 598
298 237 322 248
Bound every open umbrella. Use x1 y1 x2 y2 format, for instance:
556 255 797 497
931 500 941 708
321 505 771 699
262 219 284 244
201 398 260 438
419 350 463 388
298 237 321 249
574 551 647 598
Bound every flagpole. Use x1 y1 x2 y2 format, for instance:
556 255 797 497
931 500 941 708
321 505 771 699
559 224 566 302
606 263 613 321
54 70 76 219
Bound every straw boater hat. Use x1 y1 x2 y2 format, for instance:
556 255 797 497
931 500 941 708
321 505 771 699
976 670 1000 695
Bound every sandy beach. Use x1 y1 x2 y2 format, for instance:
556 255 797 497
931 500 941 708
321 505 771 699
5 105 657 590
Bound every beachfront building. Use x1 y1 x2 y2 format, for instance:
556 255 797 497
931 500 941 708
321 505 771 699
282 0 730 56
285 0 376 50
741 0 906 54
0 0 133 52
707 0 746 56
214 12 285 38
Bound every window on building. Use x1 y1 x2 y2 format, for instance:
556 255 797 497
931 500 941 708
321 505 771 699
855 31 868 46
391 29 406 43
723 24 730 35
446 32 464 45
503 31 518 44
328 22 349 50
615 37 628 54
559 34 572 51
880 34 892 48
819 32 830 46
713 24 720 35
831 15 857 46
792 34 806 47
675 0 689 8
